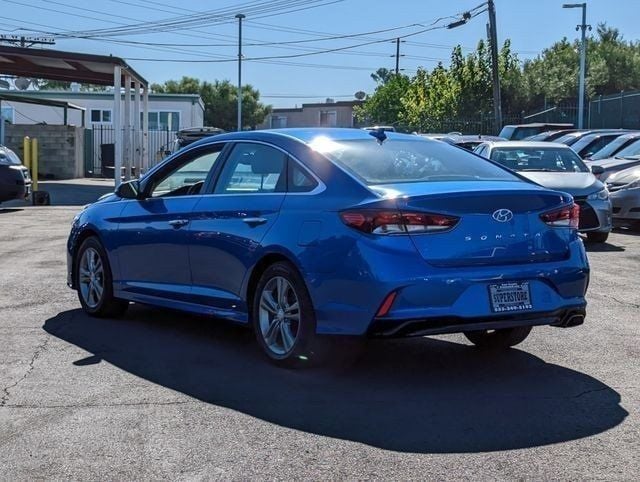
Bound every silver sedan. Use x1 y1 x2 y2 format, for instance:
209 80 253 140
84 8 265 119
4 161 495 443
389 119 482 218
474 141 613 243
606 166 640 229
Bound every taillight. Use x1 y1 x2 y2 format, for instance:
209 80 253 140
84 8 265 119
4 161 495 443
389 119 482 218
540 203 580 228
340 209 459 234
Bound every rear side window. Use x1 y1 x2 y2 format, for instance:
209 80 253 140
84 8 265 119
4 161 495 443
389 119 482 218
288 161 318 192
310 137 517 184
215 143 287 194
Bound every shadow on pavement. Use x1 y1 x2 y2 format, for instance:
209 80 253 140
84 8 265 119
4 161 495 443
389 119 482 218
2 181 114 207
44 306 627 454
0 208 23 214
584 241 625 252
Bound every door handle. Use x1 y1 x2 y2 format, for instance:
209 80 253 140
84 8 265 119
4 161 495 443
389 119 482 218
242 217 268 226
168 219 189 228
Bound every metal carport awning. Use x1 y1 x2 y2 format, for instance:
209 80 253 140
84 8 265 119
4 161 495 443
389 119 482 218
0 46 150 185
0 92 86 126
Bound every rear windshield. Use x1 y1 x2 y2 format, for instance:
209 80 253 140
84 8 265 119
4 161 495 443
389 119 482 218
309 136 518 184
490 147 589 173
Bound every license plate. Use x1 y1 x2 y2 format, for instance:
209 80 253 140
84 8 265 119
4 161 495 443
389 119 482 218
488 282 532 313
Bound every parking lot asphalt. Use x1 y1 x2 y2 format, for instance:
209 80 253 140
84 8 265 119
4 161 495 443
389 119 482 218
0 198 638 479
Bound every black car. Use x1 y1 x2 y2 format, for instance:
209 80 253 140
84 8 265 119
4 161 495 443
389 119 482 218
499 123 574 140
0 145 31 204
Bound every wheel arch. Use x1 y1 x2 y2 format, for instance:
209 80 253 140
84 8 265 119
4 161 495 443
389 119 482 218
69 227 106 289
243 249 306 314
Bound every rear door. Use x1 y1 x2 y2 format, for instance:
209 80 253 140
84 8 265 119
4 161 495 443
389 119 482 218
187 142 288 309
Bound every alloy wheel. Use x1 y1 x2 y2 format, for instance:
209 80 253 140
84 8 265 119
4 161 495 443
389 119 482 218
78 247 105 309
258 276 300 355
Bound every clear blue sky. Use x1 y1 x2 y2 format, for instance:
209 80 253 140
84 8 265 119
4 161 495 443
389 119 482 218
3 0 638 107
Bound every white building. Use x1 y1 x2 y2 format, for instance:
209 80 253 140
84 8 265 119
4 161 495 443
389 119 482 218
1 90 205 130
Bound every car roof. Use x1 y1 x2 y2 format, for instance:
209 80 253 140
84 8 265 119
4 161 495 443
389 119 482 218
502 123 573 128
186 127 426 149
482 141 571 149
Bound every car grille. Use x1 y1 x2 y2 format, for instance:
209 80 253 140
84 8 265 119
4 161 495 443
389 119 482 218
576 201 600 229
606 182 626 193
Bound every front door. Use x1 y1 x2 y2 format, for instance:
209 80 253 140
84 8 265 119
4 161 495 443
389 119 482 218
114 144 224 301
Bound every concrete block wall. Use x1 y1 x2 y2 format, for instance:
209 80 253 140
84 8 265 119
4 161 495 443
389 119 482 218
4 124 84 179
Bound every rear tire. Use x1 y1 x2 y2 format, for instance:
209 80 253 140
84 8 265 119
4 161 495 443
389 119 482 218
586 231 609 243
75 237 128 318
252 261 320 368
464 326 532 349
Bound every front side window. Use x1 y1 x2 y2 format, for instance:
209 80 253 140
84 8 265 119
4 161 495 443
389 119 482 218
309 136 517 184
150 147 222 197
215 143 287 194
490 147 589 173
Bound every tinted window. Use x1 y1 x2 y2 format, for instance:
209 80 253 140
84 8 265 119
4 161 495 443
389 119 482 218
510 127 540 140
589 136 632 160
576 135 618 158
490 147 589 173
615 139 640 158
151 148 222 197
498 126 515 139
215 143 287 194
310 137 517 184
288 161 318 192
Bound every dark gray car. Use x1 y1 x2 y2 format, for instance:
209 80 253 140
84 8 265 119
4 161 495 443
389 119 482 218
0 145 31 204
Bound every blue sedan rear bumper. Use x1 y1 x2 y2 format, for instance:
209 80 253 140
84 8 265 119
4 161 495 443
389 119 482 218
308 238 589 336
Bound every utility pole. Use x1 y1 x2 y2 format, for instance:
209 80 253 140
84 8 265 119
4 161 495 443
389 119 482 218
235 14 245 132
487 0 503 134
563 3 589 129
391 38 405 75
0 34 55 47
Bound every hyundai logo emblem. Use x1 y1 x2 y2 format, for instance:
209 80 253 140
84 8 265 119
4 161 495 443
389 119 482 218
492 209 514 223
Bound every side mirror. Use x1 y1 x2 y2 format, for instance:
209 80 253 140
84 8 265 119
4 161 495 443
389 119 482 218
115 180 141 199
591 165 605 176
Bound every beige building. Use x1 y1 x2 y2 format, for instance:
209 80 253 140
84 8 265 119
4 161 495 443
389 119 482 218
259 100 364 129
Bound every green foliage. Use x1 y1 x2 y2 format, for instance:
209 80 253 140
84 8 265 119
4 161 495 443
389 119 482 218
36 80 107 91
359 23 640 132
354 73 410 126
151 76 271 130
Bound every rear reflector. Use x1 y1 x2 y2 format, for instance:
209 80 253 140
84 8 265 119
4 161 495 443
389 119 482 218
340 209 459 235
376 291 397 317
540 203 580 228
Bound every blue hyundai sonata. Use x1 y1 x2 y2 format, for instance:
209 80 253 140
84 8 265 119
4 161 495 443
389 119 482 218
67 128 589 366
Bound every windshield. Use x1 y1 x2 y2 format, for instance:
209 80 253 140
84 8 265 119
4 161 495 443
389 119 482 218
490 146 589 173
0 148 22 166
555 133 582 145
311 137 518 184
589 136 632 160
614 139 640 158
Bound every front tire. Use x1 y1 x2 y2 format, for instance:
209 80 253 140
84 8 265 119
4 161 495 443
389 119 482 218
75 237 128 318
252 261 319 368
464 326 532 349
586 231 609 243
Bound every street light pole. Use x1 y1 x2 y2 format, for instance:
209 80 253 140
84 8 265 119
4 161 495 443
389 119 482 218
236 13 245 132
563 3 589 129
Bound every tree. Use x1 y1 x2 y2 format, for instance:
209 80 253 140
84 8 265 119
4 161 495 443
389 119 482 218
354 73 410 127
36 80 107 91
151 76 271 130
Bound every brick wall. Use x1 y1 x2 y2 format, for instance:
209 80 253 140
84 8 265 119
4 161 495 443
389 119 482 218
4 125 84 179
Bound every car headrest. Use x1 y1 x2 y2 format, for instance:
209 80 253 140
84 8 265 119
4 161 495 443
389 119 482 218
249 151 285 174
